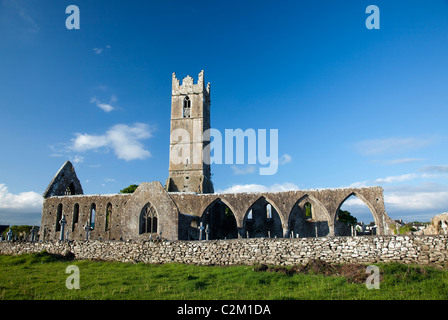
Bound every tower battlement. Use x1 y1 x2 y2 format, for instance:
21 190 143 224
166 70 214 194
172 70 210 96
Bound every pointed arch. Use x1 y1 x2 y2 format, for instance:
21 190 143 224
72 203 79 232
183 96 191 118
288 194 330 238
105 202 112 231
55 203 63 232
139 202 158 235
90 203 96 230
201 198 238 240
243 196 283 238
65 183 75 195
334 192 378 236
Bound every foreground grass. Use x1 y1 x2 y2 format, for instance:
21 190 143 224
0 252 447 300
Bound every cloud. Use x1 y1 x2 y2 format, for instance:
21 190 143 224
279 154 292 165
384 186 448 221
217 182 299 194
355 137 436 156
420 165 448 173
231 165 256 175
348 170 448 188
90 96 115 112
69 123 153 161
93 45 111 55
344 176 448 221
2 0 39 33
0 184 43 225
381 158 425 165
374 173 419 184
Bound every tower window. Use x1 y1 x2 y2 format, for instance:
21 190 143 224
183 96 191 118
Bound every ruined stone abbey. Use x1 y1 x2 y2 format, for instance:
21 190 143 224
40 71 396 241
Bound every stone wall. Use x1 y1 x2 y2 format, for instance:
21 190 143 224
1 235 447 266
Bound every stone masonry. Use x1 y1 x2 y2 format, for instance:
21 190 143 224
39 71 396 242
1 236 447 266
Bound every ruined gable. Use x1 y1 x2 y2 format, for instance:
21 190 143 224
43 161 83 198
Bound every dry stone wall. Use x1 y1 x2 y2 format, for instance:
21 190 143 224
1 235 447 266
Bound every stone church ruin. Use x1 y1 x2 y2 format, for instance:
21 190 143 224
40 71 395 241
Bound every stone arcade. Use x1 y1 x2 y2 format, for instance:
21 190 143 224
39 71 395 241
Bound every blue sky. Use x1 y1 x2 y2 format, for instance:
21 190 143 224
1 0 448 225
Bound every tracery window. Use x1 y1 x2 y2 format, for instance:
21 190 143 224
140 203 158 234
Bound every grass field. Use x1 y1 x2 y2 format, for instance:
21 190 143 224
0 251 447 300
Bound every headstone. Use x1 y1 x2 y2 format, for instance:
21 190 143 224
30 226 36 242
199 222 204 241
6 229 13 241
84 222 91 240
205 224 210 241
59 215 67 241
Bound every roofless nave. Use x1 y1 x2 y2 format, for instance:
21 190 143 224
40 71 395 241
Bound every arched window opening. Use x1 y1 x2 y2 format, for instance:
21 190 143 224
243 197 282 238
105 203 112 231
64 183 75 195
72 203 79 232
183 96 191 118
56 204 63 232
336 194 375 236
304 202 312 220
140 203 158 234
288 196 330 238
90 204 96 230
200 199 238 240
266 204 272 219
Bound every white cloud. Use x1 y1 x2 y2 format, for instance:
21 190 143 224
217 182 299 194
0 184 43 225
90 97 115 112
231 165 256 175
71 155 84 164
374 173 419 184
70 123 153 161
279 154 292 165
93 45 111 55
421 165 448 173
356 137 436 156
384 187 448 221
382 158 425 165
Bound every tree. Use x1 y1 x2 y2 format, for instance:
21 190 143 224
120 184 139 194
2 225 39 240
338 210 357 226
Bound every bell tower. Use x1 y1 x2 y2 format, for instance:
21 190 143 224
165 70 214 193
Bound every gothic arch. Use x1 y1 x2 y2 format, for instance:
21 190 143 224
139 202 158 235
334 192 379 236
105 202 112 232
242 196 283 238
201 198 238 240
288 194 331 238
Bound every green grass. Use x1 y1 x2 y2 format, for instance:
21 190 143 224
0 252 447 300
